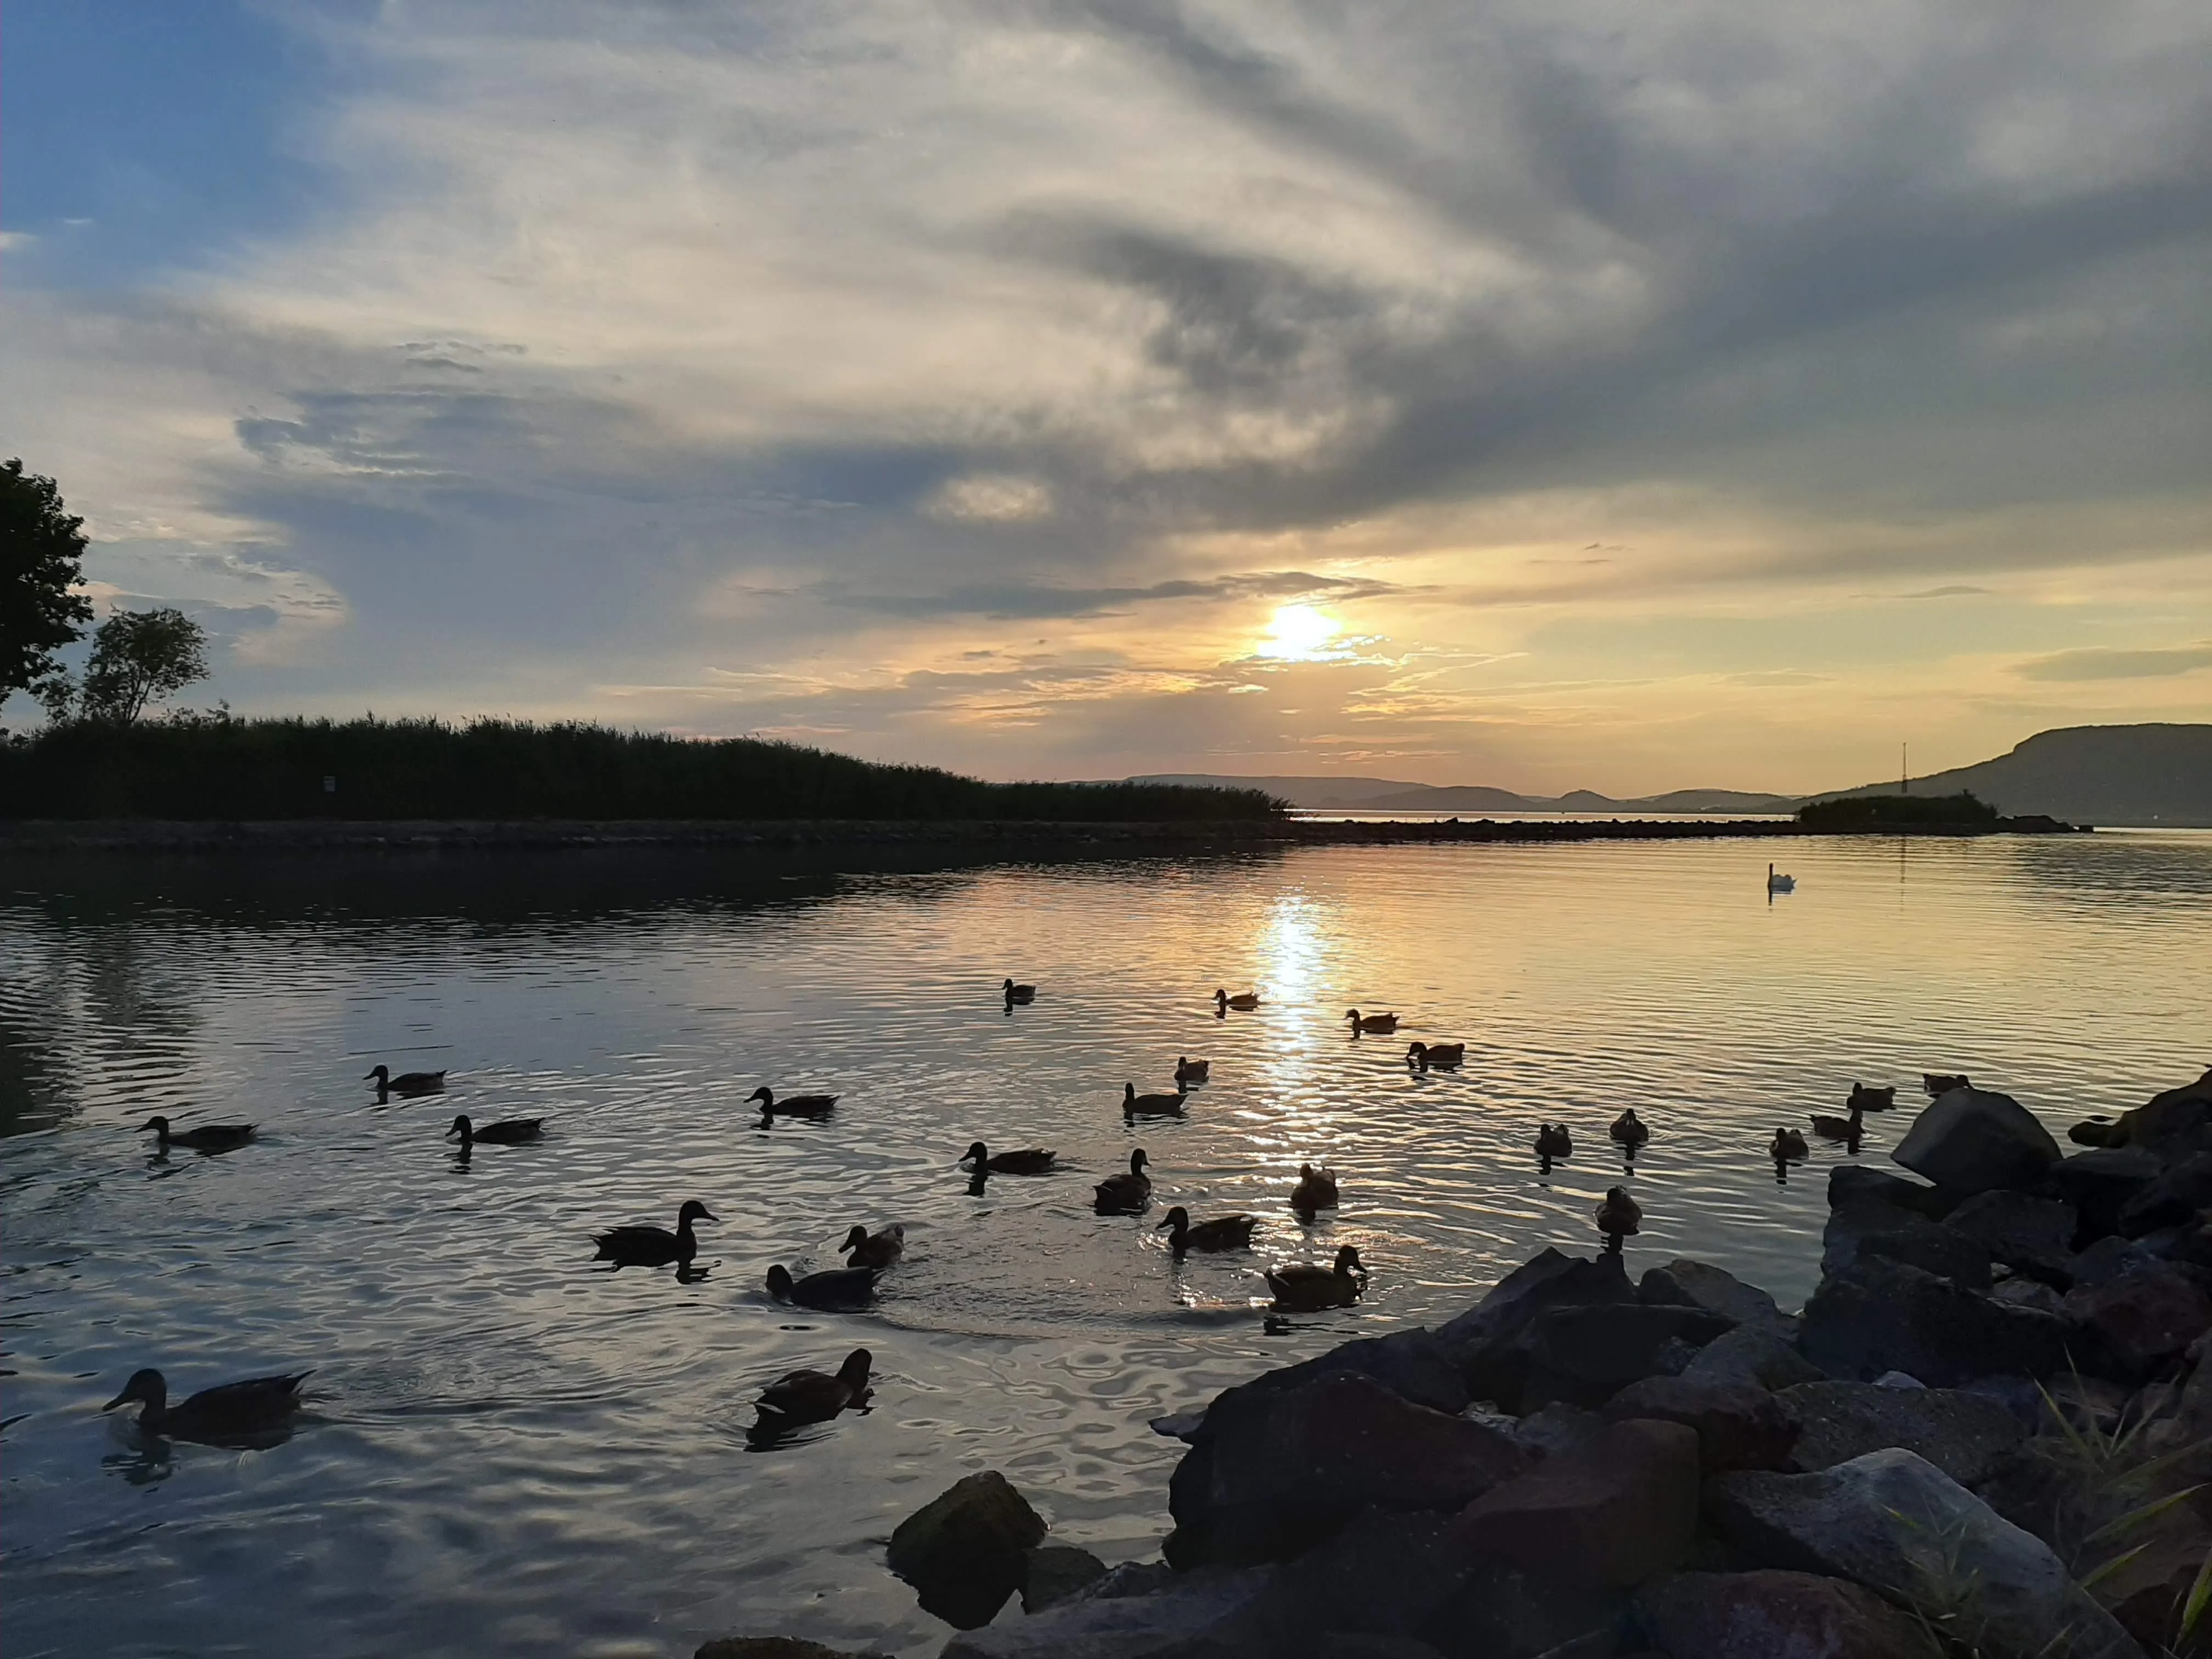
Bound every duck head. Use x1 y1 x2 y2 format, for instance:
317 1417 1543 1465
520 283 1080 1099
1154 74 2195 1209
839 1225 870 1254
364 1065 391 1086
1346 1009 1362 1023
838 1348 873 1392
1128 1149 1148 1174
1335 1245 1365 1274
1214 988 1228 1003
1154 1205 1192 1232
446 1115 473 1141
1001 978 1017 992
1407 1041 1425 1059
960 1141 990 1166
765 1264 795 1299
746 1087 774 1107
678 1200 717 1227
103 1368 167 1414
139 1116 172 1139
1122 1083 1138 1103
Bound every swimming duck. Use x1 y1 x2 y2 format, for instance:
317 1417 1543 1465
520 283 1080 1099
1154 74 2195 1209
1534 1124 1573 1159
593 1200 715 1268
1923 1073 1973 1096
838 1224 905 1270
1809 1105 1864 1141
960 1141 1056 1175
766 1262 879 1310
1770 1127 1810 1162
140 1116 256 1152
1266 1245 1366 1311
1847 1082 1898 1113
750 1086 838 1119
1610 1109 1651 1149
1406 1041 1464 1070
1124 1082 1188 1117
1596 1185 1642 1243
1289 1163 1340 1213
755 1347 873 1426
1156 1205 1259 1254
103 1367 311 1440
1175 1057 1211 1086
1094 1149 1153 1214
447 1114 543 1147
1002 979 1037 1004
1346 1009 1399 1035
1214 989 1262 1012
364 1065 447 1096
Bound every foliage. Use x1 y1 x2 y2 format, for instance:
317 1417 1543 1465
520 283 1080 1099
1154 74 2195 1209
1797 791 2001 828
0 458 93 713
68 607 210 725
0 713 1288 822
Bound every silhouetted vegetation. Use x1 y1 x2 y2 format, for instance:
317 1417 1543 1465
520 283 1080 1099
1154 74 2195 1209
1797 791 2000 827
44 607 210 725
1 458 93 719
0 714 1286 822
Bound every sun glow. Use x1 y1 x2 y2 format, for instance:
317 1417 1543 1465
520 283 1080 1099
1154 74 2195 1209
1260 603 1344 661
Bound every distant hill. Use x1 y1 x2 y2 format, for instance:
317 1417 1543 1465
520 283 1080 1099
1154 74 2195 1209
1132 773 1798 815
1813 724 2212 827
1130 773 1429 809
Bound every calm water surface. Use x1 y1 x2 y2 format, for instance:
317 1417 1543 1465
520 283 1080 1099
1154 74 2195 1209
5 833 2210 1658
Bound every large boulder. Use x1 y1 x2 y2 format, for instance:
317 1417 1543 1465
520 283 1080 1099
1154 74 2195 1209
1602 1375 1799 1472
1451 1418 1702 1589
1020 1544 1107 1613
1944 1191 2079 1288
2117 1153 2212 1239
938 1565 1273 1659
1892 1087 2062 1195
1437 1250 1637 1409
1638 1260 1786 1327
1520 1304 1735 1409
1708 1449 2144 1659
1221 1510 1476 1647
1419 1555 1626 1659
696 1642 892 1659
1824 1200 1993 1289
1778 1381 2025 1486
1829 1166 1953 1218
2062 1267 2212 1381
885 1471 1048 1629
1682 1322 1825 1390
1634 1570 1942 1659
1798 1255 2071 1386
1165 1372 1527 1567
2049 1149 2160 1243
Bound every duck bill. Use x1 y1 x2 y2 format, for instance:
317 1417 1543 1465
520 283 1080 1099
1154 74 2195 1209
100 1390 131 1412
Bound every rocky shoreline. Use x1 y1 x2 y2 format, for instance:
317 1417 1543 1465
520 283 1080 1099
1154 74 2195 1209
0 812 2084 854
713 1066 2212 1659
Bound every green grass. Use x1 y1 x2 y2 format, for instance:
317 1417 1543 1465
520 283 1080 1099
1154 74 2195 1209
0 713 1286 823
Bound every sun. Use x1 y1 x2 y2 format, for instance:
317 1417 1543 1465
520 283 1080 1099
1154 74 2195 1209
1261 603 1343 661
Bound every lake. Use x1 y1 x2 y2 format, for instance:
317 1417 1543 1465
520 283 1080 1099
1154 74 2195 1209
5 831 2210 1658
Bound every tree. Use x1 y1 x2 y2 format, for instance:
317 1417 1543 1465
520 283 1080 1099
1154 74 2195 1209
77 607 210 724
1 458 93 711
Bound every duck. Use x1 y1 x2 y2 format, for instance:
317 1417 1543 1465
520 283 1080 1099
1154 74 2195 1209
140 1116 256 1152
960 1141 1056 1175
766 1262 879 1310
755 1347 873 1426
838 1224 905 1270
750 1086 838 1119
1809 1105 1864 1142
1002 979 1037 1004
1770 1127 1810 1162
1289 1163 1340 1214
1214 989 1262 1013
1534 1123 1573 1160
1346 1009 1399 1035
1174 1057 1211 1086
1094 1149 1153 1214
1609 1109 1650 1149
1406 1041 1464 1071
1923 1073 1973 1096
103 1367 311 1440
1266 1245 1366 1311
364 1065 447 1096
1156 1205 1259 1254
593 1200 715 1268
1847 1082 1897 1113
1124 1082 1188 1117
446 1114 543 1148
1596 1184 1642 1243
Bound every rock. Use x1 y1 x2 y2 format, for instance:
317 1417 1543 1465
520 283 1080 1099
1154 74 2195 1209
885 1471 1048 1629
2072 1233 2171 1289
1021 1544 1107 1613
1452 1419 1702 1589
1682 1322 1825 1390
1892 1087 2062 1195
1166 1372 1527 1567
1634 1569 1942 1659
2118 1153 2212 1239
1779 1381 2025 1486
1824 1200 1993 1289
938 1565 1273 1659
1638 1261 1785 1328
1828 1165 1951 1218
1508 1402 1607 1461
1945 1191 2079 1287
1708 1449 2143 1659
1872 1370 1926 1388
1226 1510 1476 1646
1419 1556 1626 1659
1521 1304 1735 1409
696 1641 892 1659
2062 1267 2212 1381
1438 1251 1637 1409
2106 1068 2212 1157
1798 1255 2070 1386
1602 1375 1798 1472
1992 1276 2066 1314
2049 1149 2160 1242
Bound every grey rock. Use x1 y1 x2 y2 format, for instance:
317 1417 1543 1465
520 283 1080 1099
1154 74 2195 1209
1827 1165 1951 1218
2117 1152 2212 1239
1872 1370 1926 1389
1603 1374 1799 1471
1892 1088 2062 1195
1709 1449 2143 1659
1635 1570 1942 1659
1823 1200 1992 1290
1798 1256 2070 1386
1439 1251 1637 1410
2071 1234 2169 1289
1944 1191 2078 1287
1510 1402 1607 1461
1452 1419 1703 1590
1991 1277 2064 1314
887 1471 1048 1630
2048 1148 2159 1242
1682 1322 1825 1390
939 1566 1274 1659
1021 1544 1107 1613
1779 1381 2025 1486
1420 1556 1626 1659
1637 1261 1785 1328
696 1641 893 1659
2062 1266 2212 1381
1521 1304 1735 1409
1226 1510 1474 1645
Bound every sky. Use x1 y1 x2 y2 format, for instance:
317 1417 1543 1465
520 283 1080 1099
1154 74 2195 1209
3 1 2208 793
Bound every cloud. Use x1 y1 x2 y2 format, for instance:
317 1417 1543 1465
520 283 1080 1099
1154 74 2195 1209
804 569 1409 620
2014 641 2212 681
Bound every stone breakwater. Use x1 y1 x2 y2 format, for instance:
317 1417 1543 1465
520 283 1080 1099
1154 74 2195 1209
713 1066 2212 1659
